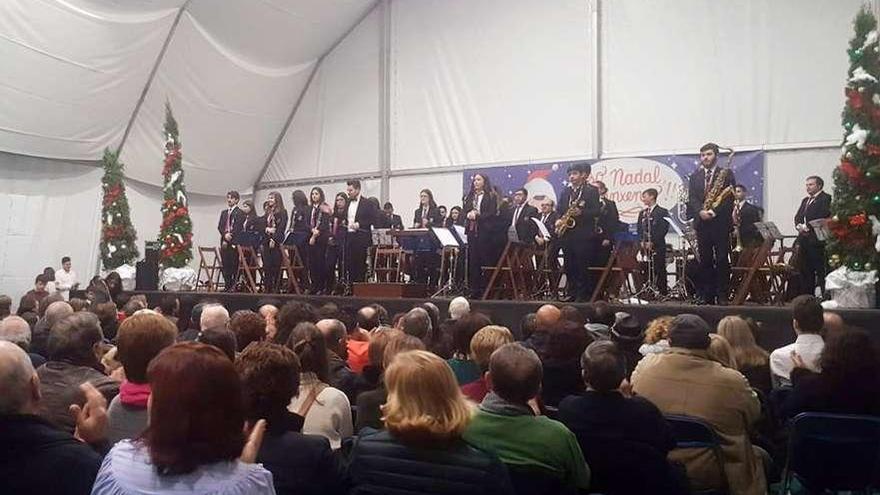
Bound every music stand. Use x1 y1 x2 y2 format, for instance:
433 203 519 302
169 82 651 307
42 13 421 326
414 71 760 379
431 227 461 297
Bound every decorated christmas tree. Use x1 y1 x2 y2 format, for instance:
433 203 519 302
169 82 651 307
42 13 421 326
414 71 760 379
100 148 139 270
828 7 880 274
158 102 193 268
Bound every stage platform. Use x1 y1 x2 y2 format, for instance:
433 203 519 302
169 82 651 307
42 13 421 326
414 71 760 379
131 291 880 353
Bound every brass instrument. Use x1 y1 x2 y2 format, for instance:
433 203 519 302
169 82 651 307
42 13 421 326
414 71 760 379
555 186 584 237
733 224 743 252
703 146 736 211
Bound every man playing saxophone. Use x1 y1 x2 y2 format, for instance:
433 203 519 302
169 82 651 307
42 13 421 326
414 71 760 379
686 142 736 304
555 162 601 302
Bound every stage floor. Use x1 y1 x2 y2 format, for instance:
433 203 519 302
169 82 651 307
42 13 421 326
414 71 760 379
131 291 880 353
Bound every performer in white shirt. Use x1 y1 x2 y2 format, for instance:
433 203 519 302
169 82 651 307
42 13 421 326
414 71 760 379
769 295 825 387
55 256 79 300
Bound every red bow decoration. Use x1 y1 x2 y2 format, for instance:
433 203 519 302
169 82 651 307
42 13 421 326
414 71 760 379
847 87 865 110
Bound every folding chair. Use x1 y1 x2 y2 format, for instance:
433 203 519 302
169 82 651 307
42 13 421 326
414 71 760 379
280 245 305 294
236 246 262 293
782 412 880 494
196 246 223 292
665 414 729 495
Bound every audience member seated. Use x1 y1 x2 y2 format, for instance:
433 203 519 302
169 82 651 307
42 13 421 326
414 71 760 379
0 294 11 318
632 314 766 495
639 315 673 356
0 342 107 495
68 297 89 313
316 318 357 401
354 305 379 339
610 312 644 378
237 342 345 495
355 326 400 397
717 315 771 394
92 301 120 342
539 320 589 407
447 312 492 385
559 340 682 494
463 343 591 492
519 312 537 342
523 304 560 356
448 296 471 321
461 325 514 403
822 311 846 339
707 333 737 369
770 295 824 387
229 310 266 352
24 275 50 305
348 350 514 495
585 301 615 341
258 302 279 341
273 301 318 346
17 293 39 321
400 307 432 344
286 322 353 449
155 294 180 327
781 327 880 419
560 305 586 327
422 302 453 358
31 300 73 357
196 326 238 361
355 334 424 432
92 342 275 494
38 312 119 433
0 315 46 367
106 312 177 444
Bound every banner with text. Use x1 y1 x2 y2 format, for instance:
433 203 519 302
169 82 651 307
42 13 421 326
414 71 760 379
464 151 764 230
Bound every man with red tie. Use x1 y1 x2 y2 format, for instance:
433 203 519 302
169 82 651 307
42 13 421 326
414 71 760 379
794 176 832 296
217 190 245 291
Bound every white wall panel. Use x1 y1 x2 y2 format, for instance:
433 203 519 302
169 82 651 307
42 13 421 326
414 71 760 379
602 0 859 155
390 0 592 170
388 173 464 221
263 7 382 183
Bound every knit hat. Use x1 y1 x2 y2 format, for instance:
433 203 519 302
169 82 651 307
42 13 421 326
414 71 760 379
668 314 711 350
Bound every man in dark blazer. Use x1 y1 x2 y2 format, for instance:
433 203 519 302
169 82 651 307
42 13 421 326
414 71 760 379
502 187 539 243
637 188 670 294
217 190 245 291
732 185 763 249
556 162 601 301
794 175 832 296
686 143 736 304
595 181 621 267
379 202 404 230
535 198 560 269
345 180 378 283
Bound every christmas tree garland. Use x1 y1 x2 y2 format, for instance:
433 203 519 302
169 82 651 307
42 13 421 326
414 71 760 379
158 102 194 268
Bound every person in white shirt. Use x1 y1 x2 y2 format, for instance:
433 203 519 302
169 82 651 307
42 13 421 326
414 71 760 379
770 295 825 387
54 257 78 301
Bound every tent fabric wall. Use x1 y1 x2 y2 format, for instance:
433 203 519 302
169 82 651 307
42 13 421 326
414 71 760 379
601 0 859 155
0 154 102 305
389 0 593 170
261 6 382 184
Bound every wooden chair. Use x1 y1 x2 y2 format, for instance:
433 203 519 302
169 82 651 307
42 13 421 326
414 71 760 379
196 246 223 292
590 239 640 302
373 245 403 283
482 242 536 300
236 246 262 293
280 245 306 294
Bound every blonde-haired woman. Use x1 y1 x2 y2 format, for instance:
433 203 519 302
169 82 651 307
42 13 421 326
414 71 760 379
717 315 771 394
639 315 673 356
347 350 514 494
707 333 738 370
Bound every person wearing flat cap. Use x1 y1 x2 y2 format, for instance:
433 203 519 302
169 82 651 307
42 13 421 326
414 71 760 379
631 314 767 495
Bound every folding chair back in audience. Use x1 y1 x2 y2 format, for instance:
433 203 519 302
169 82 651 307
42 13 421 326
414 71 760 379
665 414 729 495
782 412 880 494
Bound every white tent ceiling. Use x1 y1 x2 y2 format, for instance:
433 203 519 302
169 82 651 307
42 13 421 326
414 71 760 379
0 0 376 195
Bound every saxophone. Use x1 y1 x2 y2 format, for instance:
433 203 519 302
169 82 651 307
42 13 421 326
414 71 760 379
555 187 584 237
703 167 734 211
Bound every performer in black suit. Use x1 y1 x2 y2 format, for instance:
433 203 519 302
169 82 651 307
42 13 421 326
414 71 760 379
555 162 601 302
686 143 736 304
594 181 621 268
344 179 378 283
503 187 539 243
535 198 560 269
794 175 832 296
732 185 763 249
378 202 404 230
261 191 288 293
326 192 349 293
463 173 500 297
637 188 670 295
306 187 331 294
412 189 444 228
217 190 245 291
410 189 443 286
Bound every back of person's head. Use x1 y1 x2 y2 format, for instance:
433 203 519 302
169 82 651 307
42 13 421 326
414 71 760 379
488 343 542 404
275 301 317 344
559 305 585 326
91 301 119 340
792 295 823 334
356 305 379 331
591 301 615 326
452 312 492 357
470 326 514 373
236 341 301 423
117 312 178 384
371 303 390 326
420 303 440 338
447 296 470 320
581 340 625 392
47 312 103 365
316 302 339 320
122 298 147 317
823 312 846 340
38 293 64 318
716 315 768 368
0 316 32 350
707 334 737 369
668 314 711 350
382 334 426 369
544 320 591 362
228 310 266 352
0 341 37 414
820 327 880 386
317 318 347 356
401 307 431 340
535 304 561 331
196 328 237 361
644 316 674 344
0 294 11 314
199 304 230 333
612 312 643 342
368 327 403 369
144 342 245 475
383 350 472 444
17 294 38 316
158 295 179 316
68 298 88 313
520 313 537 340
287 322 328 382
44 301 73 329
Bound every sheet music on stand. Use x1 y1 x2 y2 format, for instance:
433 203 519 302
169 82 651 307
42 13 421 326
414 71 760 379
808 219 830 242
665 217 684 237
453 225 468 246
372 228 394 246
531 218 551 240
755 222 783 241
431 227 460 248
